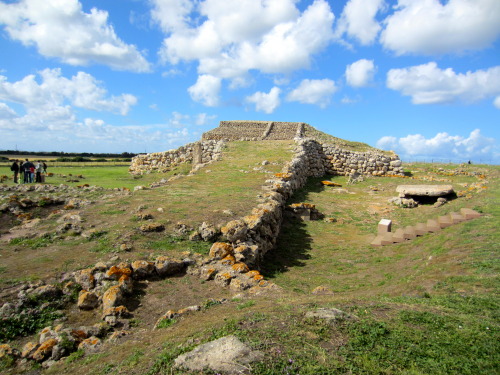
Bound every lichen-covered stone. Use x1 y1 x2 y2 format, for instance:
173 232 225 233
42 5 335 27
77 336 102 353
209 242 233 259
221 220 248 242
75 268 95 290
105 263 132 280
102 285 123 311
78 290 99 310
131 260 156 279
32 338 57 362
21 342 39 358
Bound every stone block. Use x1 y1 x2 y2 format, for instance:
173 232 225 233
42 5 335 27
403 226 417 240
460 208 481 220
414 223 429 236
426 219 441 232
371 234 393 247
377 219 392 234
392 228 406 243
437 215 453 228
449 212 465 224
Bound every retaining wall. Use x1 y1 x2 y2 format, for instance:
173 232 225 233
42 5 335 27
129 140 225 174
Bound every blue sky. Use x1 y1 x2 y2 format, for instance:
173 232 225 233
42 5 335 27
0 0 499 163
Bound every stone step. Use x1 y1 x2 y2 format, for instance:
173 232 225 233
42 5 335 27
449 212 466 224
403 226 417 240
414 222 429 236
437 215 454 228
426 219 441 232
460 208 481 220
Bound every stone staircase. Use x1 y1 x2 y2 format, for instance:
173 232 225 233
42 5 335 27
371 208 481 246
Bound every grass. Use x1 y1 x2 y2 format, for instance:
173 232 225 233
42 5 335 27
1 148 498 375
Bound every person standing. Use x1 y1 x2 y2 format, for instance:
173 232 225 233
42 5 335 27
10 159 19 184
19 160 25 184
22 159 34 183
35 160 43 183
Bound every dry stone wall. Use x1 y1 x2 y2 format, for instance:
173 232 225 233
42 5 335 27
128 140 224 174
322 145 403 176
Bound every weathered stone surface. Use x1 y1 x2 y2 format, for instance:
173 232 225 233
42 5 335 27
209 242 233 259
106 263 132 280
74 268 95 290
77 336 102 353
131 260 156 279
305 308 355 323
32 338 58 362
174 335 264 374
155 256 185 277
139 222 165 232
21 342 39 358
102 285 123 311
199 222 218 241
396 185 454 197
78 290 99 310
221 220 248 242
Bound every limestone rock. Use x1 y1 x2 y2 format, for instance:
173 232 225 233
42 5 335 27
102 285 123 311
155 256 185 277
139 222 165 232
32 338 58 362
199 222 218 241
131 260 156 279
78 290 99 310
78 336 102 353
74 268 95 290
396 185 454 197
209 242 234 259
305 308 356 323
174 335 264 374
221 220 248 242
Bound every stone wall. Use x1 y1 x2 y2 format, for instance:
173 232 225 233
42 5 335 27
323 145 403 176
202 121 304 141
218 139 330 268
128 140 225 174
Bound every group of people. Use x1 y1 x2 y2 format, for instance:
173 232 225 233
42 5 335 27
10 159 48 184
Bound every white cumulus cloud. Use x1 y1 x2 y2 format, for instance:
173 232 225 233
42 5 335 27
246 87 281 114
0 68 137 115
376 129 499 163
380 0 500 55
336 0 386 45
387 62 500 105
188 75 221 107
155 0 335 80
286 79 337 108
0 0 151 72
346 59 376 87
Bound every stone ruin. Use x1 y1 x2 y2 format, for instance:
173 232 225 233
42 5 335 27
129 121 405 177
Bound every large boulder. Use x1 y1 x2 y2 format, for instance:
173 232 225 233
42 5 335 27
174 335 263 374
